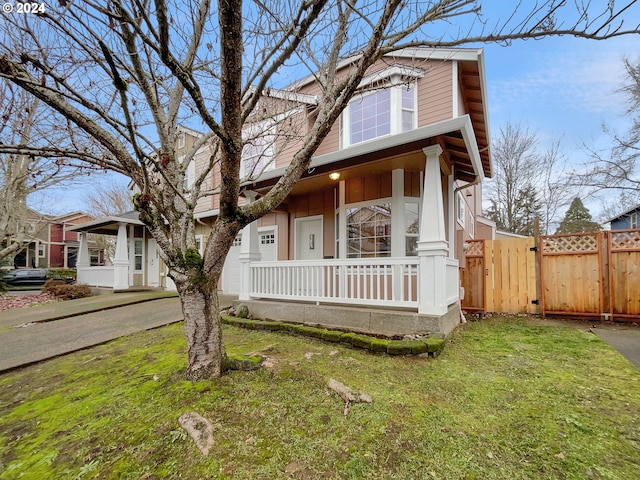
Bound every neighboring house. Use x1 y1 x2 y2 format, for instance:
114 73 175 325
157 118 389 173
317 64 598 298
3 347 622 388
71 47 494 337
609 205 640 231
11 210 104 269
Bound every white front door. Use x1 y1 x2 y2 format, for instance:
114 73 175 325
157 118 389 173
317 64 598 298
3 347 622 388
148 238 159 287
295 216 323 260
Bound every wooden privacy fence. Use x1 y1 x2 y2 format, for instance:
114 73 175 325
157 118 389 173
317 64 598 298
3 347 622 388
461 229 640 322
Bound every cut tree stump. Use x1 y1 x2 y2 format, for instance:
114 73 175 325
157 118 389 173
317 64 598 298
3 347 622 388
178 411 215 456
328 378 372 418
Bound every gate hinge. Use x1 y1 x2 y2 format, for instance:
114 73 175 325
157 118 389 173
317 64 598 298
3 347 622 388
529 246 538 252
531 300 540 305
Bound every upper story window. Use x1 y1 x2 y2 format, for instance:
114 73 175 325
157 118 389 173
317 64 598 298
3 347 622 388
631 212 638 229
340 65 421 149
342 83 416 147
241 124 276 178
177 132 186 149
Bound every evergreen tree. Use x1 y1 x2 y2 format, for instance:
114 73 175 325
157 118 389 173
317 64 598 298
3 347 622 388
556 198 601 234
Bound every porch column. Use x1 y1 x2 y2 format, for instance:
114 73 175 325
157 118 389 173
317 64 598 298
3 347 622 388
113 223 129 290
417 145 449 316
239 192 261 301
77 232 90 268
75 232 90 284
391 169 405 300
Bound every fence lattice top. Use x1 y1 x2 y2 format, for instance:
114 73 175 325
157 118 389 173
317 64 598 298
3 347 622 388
542 233 599 254
610 230 640 251
465 240 484 256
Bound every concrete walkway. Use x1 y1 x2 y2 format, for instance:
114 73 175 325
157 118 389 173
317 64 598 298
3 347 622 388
1 292 638 373
0 292 236 373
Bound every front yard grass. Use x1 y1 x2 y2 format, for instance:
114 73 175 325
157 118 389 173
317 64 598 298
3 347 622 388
0 316 639 479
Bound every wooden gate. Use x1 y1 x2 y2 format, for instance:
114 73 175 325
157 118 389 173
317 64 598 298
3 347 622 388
607 230 640 320
461 240 485 312
461 237 537 315
462 230 640 322
540 232 604 318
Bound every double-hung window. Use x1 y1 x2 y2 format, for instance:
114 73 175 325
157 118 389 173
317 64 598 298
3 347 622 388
241 124 276 178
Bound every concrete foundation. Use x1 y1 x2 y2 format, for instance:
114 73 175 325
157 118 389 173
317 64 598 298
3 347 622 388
234 300 461 338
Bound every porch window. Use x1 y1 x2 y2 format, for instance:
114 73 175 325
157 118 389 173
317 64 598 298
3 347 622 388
405 202 419 256
342 83 416 147
456 192 466 227
134 239 143 271
346 203 391 258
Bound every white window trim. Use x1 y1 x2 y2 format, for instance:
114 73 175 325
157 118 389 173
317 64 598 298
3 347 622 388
357 64 423 89
631 212 638 229
343 199 393 258
195 234 204 255
240 107 302 179
341 80 417 149
132 238 144 273
456 192 466 227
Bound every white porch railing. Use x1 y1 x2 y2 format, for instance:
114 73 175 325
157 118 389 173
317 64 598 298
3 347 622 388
446 258 460 306
76 266 115 288
250 257 419 308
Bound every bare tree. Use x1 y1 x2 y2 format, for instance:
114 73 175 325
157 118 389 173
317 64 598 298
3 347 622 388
82 180 133 263
0 81 91 263
83 180 133 218
0 1 638 379
578 57 640 197
484 123 572 235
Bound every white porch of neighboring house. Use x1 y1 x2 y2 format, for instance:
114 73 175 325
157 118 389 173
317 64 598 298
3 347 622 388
234 117 486 337
68 212 176 292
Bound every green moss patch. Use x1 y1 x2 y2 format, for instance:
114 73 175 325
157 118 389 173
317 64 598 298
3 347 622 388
221 314 443 357
1 317 639 479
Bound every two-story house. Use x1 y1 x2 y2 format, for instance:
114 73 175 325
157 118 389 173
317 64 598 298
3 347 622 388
71 47 493 336
10 210 103 269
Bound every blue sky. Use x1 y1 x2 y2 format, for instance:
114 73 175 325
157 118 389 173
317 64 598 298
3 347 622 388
482 34 637 154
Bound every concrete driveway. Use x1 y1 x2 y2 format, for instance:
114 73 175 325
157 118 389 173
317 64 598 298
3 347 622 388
592 326 640 369
0 293 236 373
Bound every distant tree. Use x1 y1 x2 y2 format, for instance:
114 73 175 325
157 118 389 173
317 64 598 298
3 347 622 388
556 198 601 234
83 181 133 218
484 123 570 235
83 180 133 263
0 82 89 264
578 58 640 194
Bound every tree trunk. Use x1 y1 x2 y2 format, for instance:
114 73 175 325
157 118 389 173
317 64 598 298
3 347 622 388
177 280 226 380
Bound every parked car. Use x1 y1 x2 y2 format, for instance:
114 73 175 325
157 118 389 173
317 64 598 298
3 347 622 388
3 268 49 286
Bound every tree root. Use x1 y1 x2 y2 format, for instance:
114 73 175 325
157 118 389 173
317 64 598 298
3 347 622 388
178 412 215 456
328 378 372 418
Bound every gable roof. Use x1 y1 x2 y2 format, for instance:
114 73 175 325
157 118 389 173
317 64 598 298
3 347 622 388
288 47 491 179
608 204 640 223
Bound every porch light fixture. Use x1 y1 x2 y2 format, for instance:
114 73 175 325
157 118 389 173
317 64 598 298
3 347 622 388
329 172 341 181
